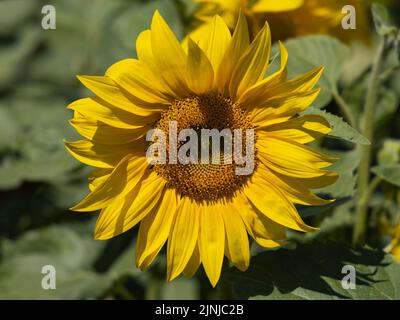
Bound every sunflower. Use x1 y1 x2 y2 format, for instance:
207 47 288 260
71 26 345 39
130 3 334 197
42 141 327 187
192 0 370 43
65 11 337 287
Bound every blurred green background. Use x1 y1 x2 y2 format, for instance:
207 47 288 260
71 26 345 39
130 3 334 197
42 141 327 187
0 0 208 299
0 0 400 300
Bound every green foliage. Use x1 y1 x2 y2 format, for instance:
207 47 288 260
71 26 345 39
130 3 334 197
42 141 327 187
0 220 110 299
224 242 400 300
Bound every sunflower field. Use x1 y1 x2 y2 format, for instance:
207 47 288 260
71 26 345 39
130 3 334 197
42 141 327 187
1 0 400 301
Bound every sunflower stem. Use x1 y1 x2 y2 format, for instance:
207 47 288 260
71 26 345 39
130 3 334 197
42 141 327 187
353 37 388 246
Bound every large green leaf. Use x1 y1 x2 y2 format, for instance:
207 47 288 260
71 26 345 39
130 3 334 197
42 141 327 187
224 242 400 300
372 165 400 187
0 219 154 299
0 220 111 299
284 36 350 108
315 149 360 198
302 108 370 145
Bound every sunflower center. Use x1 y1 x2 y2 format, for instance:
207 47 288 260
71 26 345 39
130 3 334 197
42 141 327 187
152 93 256 203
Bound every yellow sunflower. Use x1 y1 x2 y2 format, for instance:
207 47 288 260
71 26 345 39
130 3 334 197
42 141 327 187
65 11 337 287
192 0 371 43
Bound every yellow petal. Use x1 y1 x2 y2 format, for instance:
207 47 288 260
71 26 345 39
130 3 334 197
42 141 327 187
106 58 172 105
186 38 214 94
182 242 201 277
64 139 139 168
229 22 271 99
70 116 148 145
136 188 178 269
251 0 303 13
136 30 157 71
222 202 250 271
77 76 161 118
238 41 288 106
265 41 289 86
244 171 316 232
257 114 331 144
257 164 333 206
88 168 111 191
267 66 324 97
198 204 225 287
296 171 339 189
136 29 177 98
150 11 190 97
257 136 336 178
237 195 286 248
167 198 200 282
190 15 231 77
216 11 249 94
71 154 148 212
95 171 166 240
250 89 321 127
241 66 323 110
68 97 153 128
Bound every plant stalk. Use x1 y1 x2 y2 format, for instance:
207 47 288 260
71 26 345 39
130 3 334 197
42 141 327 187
353 38 387 246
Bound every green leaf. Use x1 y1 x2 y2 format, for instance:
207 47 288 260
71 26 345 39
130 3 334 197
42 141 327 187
341 43 374 86
284 36 350 108
315 149 361 198
0 220 112 299
378 139 400 166
224 242 400 300
372 165 400 187
302 107 370 145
